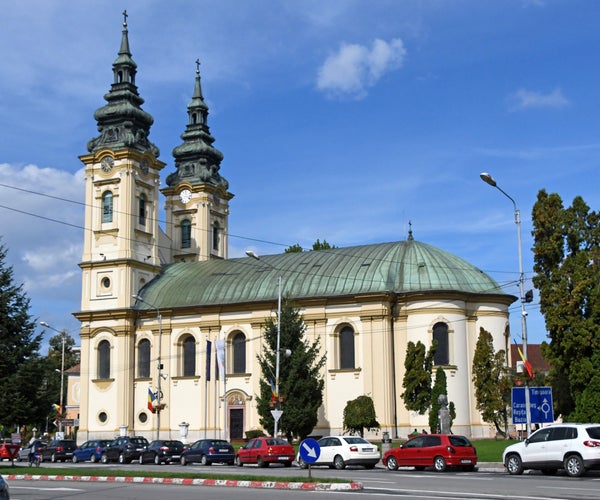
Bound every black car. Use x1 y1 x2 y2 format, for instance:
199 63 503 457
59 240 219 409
41 439 77 463
101 436 149 464
180 439 235 466
138 439 185 465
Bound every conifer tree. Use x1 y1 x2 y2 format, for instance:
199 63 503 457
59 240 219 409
401 341 435 414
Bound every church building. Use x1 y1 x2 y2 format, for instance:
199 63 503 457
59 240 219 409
74 15 516 443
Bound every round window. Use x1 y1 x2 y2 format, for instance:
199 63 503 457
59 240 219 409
139 412 148 423
98 411 108 423
102 277 111 288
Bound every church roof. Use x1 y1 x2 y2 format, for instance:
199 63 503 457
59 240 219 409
134 239 512 311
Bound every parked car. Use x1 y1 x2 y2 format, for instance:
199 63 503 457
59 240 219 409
297 436 380 470
0 474 9 500
101 436 149 464
503 423 600 477
235 437 295 467
180 439 235 466
16 440 45 462
383 434 477 472
138 439 185 465
72 439 111 463
41 439 77 463
0 439 20 461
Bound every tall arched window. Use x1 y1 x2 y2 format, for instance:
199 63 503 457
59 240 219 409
232 332 246 374
98 340 110 379
139 194 146 226
138 339 150 378
433 322 449 365
102 191 113 223
339 326 355 369
181 220 191 249
212 221 220 251
183 336 196 376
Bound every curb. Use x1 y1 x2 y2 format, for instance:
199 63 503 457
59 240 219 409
5 474 363 491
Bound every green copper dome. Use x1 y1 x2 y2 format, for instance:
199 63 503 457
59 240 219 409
133 239 510 311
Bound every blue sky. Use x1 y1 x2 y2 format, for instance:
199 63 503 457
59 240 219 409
1 0 599 349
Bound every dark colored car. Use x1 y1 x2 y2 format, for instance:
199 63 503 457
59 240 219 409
17 440 45 462
0 474 9 499
383 434 477 472
101 436 149 464
138 439 185 465
41 439 77 463
235 437 295 467
72 439 111 463
180 439 235 466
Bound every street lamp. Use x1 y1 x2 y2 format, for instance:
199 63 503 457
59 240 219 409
40 321 66 435
132 294 163 440
245 250 283 437
480 172 531 436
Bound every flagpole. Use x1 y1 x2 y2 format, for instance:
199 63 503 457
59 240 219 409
204 337 209 438
213 335 218 439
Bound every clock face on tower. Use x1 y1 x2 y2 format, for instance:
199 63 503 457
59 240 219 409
100 157 114 173
179 189 192 204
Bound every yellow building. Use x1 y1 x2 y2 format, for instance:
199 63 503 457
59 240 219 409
75 15 515 443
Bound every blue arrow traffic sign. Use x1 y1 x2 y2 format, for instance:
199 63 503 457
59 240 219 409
299 438 321 464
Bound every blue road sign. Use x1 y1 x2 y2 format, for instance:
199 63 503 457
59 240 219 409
512 386 554 424
299 438 321 464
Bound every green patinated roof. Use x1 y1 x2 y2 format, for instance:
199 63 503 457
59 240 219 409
133 239 510 311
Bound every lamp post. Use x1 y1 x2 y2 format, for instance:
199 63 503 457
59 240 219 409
480 172 531 436
40 321 66 435
245 250 283 437
132 294 163 440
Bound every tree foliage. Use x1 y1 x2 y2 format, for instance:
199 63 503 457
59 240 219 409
0 241 46 431
401 341 435 414
531 190 600 420
284 239 337 253
428 367 455 433
472 327 511 437
343 395 380 437
256 300 326 441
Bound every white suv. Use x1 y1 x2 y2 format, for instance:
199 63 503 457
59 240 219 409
503 423 600 477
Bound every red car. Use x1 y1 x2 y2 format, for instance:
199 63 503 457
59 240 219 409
235 437 295 467
383 434 477 472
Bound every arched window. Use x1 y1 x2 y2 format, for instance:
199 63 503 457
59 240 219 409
212 221 220 251
139 194 146 226
232 332 246 374
102 191 113 223
138 339 150 378
183 336 196 376
181 220 191 249
339 326 355 369
433 322 449 365
98 340 110 379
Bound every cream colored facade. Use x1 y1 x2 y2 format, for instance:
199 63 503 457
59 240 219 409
74 17 514 444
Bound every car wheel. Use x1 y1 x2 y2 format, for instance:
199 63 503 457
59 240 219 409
181 455 187 466
235 455 243 467
101 454 109 464
154 454 161 465
386 456 399 471
297 456 307 469
505 454 523 475
257 455 267 468
90 454 97 463
334 455 346 470
51 453 57 463
72 455 79 464
201 454 211 466
564 454 585 477
433 456 447 472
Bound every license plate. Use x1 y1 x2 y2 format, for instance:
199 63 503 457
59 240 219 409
171 455 180 459
461 459 472 464
362 448 373 452
219 449 229 453
278 457 291 460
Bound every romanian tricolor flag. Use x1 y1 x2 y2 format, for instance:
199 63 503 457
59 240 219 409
514 340 533 378
269 378 277 401
52 403 61 414
148 388 156 413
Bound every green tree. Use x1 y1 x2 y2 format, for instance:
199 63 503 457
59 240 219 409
429 367 454 433
284 243 304 253
531 190 600 420
256 300 326 441
472 327 511 437
0 241 45 431
343 395 380 437
284 239 337 253
401 341 435 414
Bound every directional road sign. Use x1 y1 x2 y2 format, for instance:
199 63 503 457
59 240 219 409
511 386 554 424
299 438 321 464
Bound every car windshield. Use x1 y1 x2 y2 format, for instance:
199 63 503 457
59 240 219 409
210 440 229 446
586 426 600 439
266 438 289 446
343 437 368 445
448 435 473 447
131 438 148 445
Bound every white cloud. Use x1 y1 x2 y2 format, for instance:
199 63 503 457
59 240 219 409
507 88 569 111
316 38 406 99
